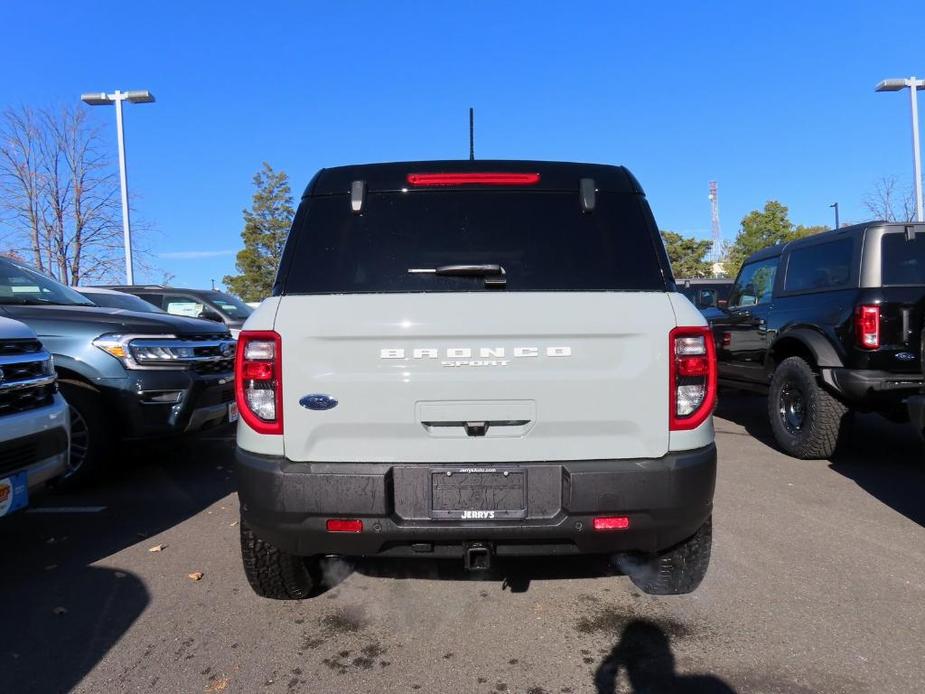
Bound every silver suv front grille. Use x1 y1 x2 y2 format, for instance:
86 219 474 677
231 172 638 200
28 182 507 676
0 340 56 415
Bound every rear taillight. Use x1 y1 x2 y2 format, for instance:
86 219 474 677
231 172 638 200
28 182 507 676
855 305 880 349
406 172 540 186
235 330 283 435
669 326 717 431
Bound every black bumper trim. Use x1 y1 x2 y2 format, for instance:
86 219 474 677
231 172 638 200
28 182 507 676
236 444 716 558
0 428 69 478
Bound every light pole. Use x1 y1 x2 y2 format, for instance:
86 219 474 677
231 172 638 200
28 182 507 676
876 77 925 222
80 90 155 284
830 202 839 229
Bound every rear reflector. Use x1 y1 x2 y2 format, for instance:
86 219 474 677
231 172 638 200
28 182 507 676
593 516 630 531
406 172 540 187
326 519 363 533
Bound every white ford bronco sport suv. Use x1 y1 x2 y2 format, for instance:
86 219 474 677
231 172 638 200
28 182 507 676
235 161 717 598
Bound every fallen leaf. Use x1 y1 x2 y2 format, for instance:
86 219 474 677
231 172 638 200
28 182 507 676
229 521 238 527
52 607 67 615
205 675 230 692
187 571 204 581
148 544 167 553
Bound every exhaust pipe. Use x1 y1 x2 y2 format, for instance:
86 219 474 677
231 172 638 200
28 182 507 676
464 542 492 571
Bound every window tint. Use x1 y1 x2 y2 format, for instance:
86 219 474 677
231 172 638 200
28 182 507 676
0 257 93 306
882 233 925 285
783 239 853 293
80 291 164 312
729 258 778 307
279 191 666 294
208 291 253 319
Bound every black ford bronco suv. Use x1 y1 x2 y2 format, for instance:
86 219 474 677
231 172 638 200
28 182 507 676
709 221 925 458
235 160 718 599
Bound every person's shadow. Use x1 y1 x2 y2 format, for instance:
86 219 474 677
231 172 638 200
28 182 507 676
595 620 736 694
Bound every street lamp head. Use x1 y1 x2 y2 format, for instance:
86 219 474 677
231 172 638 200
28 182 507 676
875 79 908 92
125 90 155 104
80 92 112 105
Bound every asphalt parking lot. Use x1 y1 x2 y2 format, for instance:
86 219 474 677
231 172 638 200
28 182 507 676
2 393 923 694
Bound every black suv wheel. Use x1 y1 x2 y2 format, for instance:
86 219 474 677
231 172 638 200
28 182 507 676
768 356 849 459
240 517 321 599
620 517 712 595
57 381 114 488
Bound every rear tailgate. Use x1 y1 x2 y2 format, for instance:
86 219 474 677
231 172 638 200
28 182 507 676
869 227 925 372
276 292 675 462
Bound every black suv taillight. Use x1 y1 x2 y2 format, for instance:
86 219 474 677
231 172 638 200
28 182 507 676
854 305 880 350
669 326 717 431
235 330 283 435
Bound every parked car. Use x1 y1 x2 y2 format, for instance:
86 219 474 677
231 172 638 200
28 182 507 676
677 278 733 312
235 160 717 599
0 257 237 485
75 286 166 313
0 316 69 518
104 286 253 338
709 221 925 458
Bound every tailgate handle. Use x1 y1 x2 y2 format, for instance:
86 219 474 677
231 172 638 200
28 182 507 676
421 420 531 437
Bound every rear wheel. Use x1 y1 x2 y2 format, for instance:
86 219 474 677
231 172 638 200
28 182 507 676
767 356 849 459
57 381 114 488
240 517 320 599
621 517 712 595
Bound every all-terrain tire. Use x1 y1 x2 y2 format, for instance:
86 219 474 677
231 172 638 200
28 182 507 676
240 517 318 599
56 381 114 489
767 356 849 459
625 517 712 596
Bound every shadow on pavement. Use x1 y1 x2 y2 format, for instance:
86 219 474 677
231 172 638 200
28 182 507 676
828 420 925 528
594 619 736 694
716 390 925 528
0 427 236 693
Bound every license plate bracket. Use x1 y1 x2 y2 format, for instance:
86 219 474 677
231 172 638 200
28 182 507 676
431 467 526 520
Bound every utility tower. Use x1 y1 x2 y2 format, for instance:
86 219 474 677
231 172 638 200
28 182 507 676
708 181 721 266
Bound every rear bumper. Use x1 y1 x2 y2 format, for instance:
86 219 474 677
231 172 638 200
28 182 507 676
822 368 924 406
236 444 716 558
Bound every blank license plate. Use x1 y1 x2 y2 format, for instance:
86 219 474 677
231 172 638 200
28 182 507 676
431 468 526 520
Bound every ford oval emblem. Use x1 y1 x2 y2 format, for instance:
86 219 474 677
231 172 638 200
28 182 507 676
300 394 338 411
895 352 916 362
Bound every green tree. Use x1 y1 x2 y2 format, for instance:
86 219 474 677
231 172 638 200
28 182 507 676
724 201 826 276
661 230 714 278
223 163 294 301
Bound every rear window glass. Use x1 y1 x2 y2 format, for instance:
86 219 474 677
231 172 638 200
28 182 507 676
279 191 665 293
882 233 925 285
783 238 854 292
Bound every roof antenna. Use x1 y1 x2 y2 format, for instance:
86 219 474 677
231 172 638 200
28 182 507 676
469 107 475 160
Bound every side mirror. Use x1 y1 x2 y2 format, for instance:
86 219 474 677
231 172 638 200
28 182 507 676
198 308 224 323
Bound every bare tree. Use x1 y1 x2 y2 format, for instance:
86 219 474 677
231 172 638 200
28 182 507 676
864 176 916 223
0 107 45 268
0 104 131 285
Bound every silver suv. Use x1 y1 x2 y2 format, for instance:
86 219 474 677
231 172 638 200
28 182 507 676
234 161 717 598
0 316 69 518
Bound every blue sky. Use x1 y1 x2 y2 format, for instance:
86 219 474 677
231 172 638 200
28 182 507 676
2 1 924 289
